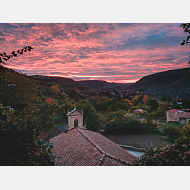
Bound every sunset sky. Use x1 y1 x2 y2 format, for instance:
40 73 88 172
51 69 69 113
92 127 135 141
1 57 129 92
0 23 189 83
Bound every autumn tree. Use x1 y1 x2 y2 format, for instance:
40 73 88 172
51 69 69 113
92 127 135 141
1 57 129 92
132 94 143 106
50 85 60 92
142 95 149 105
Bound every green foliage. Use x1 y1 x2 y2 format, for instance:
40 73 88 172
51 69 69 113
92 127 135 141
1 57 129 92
97 113 107 129
0 70 36 111
148 109 166 119
131 122 190 166
0 104 54 165
142 117 159 133
132 94 143 106
77 100 100 131
149 98 159 110
171 104 181 109
107 110 126 122
135 103 150 112
162 123 183 137
107 103 120 112
182 99 190 109
105 119 144 135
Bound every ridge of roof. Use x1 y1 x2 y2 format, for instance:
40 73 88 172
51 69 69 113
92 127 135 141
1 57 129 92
76 128 130 166
67 106 83 116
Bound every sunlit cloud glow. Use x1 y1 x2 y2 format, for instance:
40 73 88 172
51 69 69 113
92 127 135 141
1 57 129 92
0 23 189 83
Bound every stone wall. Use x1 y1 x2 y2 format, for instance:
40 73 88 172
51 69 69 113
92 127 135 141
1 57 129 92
68 114 83 130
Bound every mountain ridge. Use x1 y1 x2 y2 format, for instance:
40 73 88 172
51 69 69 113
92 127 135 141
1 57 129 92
129 67 190 98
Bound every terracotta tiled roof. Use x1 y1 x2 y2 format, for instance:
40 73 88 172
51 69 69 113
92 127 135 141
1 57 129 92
133 109 144 115
178 112 190 119
166 109 190 123
167 109 181 113
50 128 137 166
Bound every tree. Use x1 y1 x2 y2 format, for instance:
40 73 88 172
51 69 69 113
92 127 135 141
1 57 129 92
143 95 149 105
0 47 55 165
76 100 100 131
132 94 143 106
180 23 190 64
0 46 33 65
131 122 190 166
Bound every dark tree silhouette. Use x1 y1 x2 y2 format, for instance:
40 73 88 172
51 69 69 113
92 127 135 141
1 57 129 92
180 23 190 64
0 46 33 65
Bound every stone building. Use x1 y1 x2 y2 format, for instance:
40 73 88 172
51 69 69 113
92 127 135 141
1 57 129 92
67 106 84 130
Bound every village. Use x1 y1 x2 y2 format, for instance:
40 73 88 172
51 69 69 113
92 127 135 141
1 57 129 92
47 89 190 165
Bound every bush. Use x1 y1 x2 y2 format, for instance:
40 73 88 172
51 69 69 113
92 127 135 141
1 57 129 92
106 110 126 122
162 123 182 137
105 120 144 135
131 122 190 166
142 118 159 133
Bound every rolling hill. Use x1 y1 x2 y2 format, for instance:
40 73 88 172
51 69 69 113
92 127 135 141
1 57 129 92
77 80 133 91
129 67 190 98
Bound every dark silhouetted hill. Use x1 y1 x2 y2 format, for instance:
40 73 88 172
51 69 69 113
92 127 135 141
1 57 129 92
77 80 133 91
129 67 190 98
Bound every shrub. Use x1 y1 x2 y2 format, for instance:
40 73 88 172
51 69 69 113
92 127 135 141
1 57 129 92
130 122 190 166
105 120 143 135
106 110 126 122
142 117 159 133
162 123 183 137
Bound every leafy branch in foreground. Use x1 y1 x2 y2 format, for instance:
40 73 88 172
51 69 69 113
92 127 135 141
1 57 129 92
0 46 33 65
180 23 190 64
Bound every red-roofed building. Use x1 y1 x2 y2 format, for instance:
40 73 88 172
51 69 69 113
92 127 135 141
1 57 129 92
133 109 144 116
50 127 137 166
166 109 190 124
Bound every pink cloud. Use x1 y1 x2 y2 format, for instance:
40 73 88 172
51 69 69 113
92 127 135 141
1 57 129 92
0 23 189 83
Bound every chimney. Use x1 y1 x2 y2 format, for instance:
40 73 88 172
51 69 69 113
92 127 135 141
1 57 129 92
81 108 83 113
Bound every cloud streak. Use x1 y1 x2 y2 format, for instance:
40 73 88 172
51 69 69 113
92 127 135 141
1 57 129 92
0 23 189 83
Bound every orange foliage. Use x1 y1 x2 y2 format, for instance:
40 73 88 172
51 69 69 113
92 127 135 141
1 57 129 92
143 95 149 105
45 97 56 105
125 99 134 107
75 89 81 93
50 85 59 92
101 97 109 101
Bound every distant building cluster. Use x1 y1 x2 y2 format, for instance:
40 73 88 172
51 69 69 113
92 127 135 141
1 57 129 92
166 109 190 125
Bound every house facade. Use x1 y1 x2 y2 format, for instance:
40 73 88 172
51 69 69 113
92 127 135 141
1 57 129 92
166 109 190 125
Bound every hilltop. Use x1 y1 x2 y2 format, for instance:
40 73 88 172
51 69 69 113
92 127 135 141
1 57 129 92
129 67 190 99
77 80 133 91
32 75 86 91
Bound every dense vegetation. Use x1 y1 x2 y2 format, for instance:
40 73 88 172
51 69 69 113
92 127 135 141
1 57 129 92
129 67 190 99
131 122 190 166
1 64 190 165
0 66 100 165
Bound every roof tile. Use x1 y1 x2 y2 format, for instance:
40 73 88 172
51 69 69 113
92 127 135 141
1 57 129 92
50 128 137 166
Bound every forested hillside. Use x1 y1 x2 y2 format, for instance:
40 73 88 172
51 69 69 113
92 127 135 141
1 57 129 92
0 66 100 165
129 67 190 98
77 80 133 91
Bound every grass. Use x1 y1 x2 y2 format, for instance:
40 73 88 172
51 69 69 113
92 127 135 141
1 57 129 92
166 136 177 143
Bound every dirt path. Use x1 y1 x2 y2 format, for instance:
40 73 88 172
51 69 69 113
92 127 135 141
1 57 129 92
104 134 171 149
